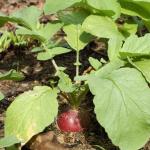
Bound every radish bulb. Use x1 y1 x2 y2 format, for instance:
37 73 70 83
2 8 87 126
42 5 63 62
57 110 83 132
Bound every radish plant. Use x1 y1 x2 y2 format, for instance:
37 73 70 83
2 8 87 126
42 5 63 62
1 0 150 150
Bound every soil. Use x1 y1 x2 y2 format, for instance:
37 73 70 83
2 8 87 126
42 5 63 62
0 1 149 150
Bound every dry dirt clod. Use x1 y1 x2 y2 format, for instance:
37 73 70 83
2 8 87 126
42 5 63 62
28 0 38 5
8 0 17 5
25 131 70 150
144 140 150 150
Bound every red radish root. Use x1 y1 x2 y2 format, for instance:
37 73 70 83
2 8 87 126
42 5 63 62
57 110 83 132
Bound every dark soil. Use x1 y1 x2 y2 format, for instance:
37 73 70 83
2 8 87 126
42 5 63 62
0 1 149 150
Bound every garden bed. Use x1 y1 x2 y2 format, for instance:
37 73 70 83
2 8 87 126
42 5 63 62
1 0 150 150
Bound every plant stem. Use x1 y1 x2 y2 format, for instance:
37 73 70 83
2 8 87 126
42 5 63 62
75 25 80 81
42 43 59 72
76 51 80 77
51 58 59 72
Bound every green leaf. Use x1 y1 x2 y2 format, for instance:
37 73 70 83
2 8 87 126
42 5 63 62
59 10 89 25
37 51 53 60
0 91 4 101
58 71 75 93
119 22 138 38
144 20 150 32
63 24 93 51
77 59 124 83
16 27 45 42
11 6 42 29
0 32 11 53
37 22 63 40
119 0 150 19
86 0 121 19
0 12 8 27
74 74 89 81
0 69 25 81
88 57 102 70
119 0 150 31
130 0 150 2
37 47 71 61
0 136 20 148
129 58 150 83
5 86 58 143
31 47 43 53
108 37 123 61
120 34 150 58
0 13 14 27
0 7 41 30
82 15 124 39
16 22 63 42
95 59 125 77
44 0 81 14
88 68 150 150
6 145 18 150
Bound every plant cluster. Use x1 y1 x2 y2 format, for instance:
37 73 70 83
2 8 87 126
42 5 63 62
1 0 150 150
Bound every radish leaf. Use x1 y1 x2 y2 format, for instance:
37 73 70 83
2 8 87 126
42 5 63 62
58 71 75 93
88 68 150 150
82 15 124 39
63 24 93 51
128 58 150 83
44 0 81 14
86 0 121 19
0 136 20 148
120 34 150 58
108 37 123 61
0 70 25 81
5 86 58 143
37 47 71 60
88 57 102 70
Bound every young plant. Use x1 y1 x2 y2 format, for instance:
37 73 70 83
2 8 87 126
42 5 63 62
0 31 11 53
1 1 150 150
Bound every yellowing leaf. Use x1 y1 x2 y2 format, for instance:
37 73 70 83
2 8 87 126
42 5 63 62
5 86 58 143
